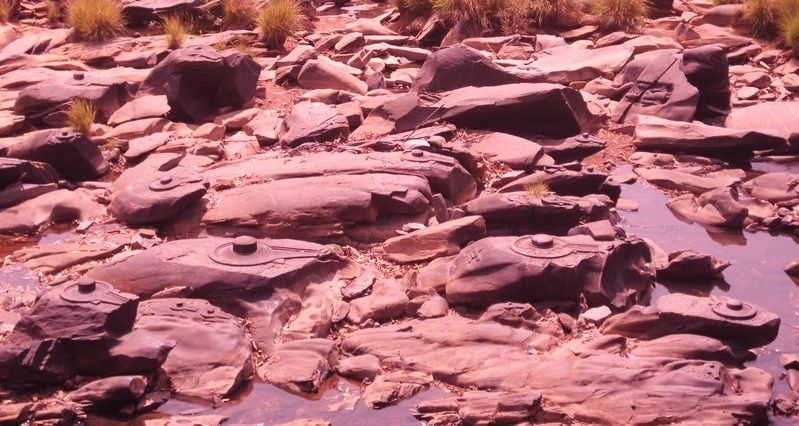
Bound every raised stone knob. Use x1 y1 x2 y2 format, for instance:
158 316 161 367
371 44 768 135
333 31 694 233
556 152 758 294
726 299 743 310
411 149 424 157
159 175 173 185
232 236 258 255
531 234 554 249
77 277 96 293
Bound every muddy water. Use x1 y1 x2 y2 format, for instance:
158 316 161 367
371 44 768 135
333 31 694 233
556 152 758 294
618 170 799 418
95 377 448 425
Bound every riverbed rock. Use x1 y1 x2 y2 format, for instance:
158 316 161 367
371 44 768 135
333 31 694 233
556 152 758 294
498 166 616 199
109 172 208 226
139 47 261 122
742 172 799 204
447 132 552 171
0 157 59 188
6 130 110 180
14 72 130 125
666 187 752 228
202 150 477 205
67 375 147 408
202 173 432 243
347 279 409 324
381 215 486 263
602 293 780 348
726 102 799 146
414 391 542 424
612 50 698 124
460 192 613 234
297 59 367 95
413 43 522 92
414 234 655 309
635 115 785 160
0 188 104 234
356 83 598 139
362 371 431 408
635 167 738 195
135 298 252 401
336 354 381 381
277 102 350 146
658 249 731 279
262 338 337 393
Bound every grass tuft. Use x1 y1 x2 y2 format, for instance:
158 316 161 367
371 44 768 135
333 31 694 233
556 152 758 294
743 0 780 37
46 0 60 23
66 99 97 136
779 0 799 51
591 0 648 31
221 0 256 29
0 0 13 22
394 0 433 14
67 0 124 42
258 0 302 49
526 182 550 198
162 14 191 50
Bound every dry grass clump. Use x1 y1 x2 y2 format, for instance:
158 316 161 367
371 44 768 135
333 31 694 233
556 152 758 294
394 0 433 14
46 0 60 22
0 0 14 22
526 182 550 198
591 0 648 31
401 0 580 34
161 14 190 49
258 0 302 49
67 0 124 42
743 0 780 37
221 0 256 29
66 99 97 136
779 0 799 51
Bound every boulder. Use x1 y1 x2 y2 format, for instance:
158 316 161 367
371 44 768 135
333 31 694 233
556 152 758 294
602 293 779 348
67 375 147 408
277 102 350 146
122 0 205 24
88 237 343 299
634 115 785 160
262 338 336 393
0 157 58 188
202 150 477 205
336 354 381 381
658 249 731 279
0 277 140 383
139 47 261 122
726 102 799 146
109 172 208 225
742 172 799 203
447 132 552 171
347 279 409 324
6 130 109 180
537 133 606 163
681 45 731 119
357 83 598 139
460 192 613 234
666 187 752 228
363 371 431 408
612 51 698 124
635 167 737 195
297 59 367 95
135 298 252 401
413 44 522 92
0 188 104 234
520 45 634 85
498 166 615 198
202 173 432 243
414 234 655 308
108 95 169 127
14 72 130 125
381 215 486 263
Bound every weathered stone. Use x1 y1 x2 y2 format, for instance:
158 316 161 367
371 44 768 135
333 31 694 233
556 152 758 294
336 354 381 381
297 59 367 95
109 172 208 225
356 83 598 139
347 279 409 324
602 293 779 348
658 249 731 279
635 115 785 160
15 72 130 125
108 95 169 127
413 44 522 93
6 130 110 180
262 338 336 393
363 371 431 408
415 234 654 309
0 189 104 234
135 298 252 401
277 102 350 146
381 215 486 263
414 391 542 424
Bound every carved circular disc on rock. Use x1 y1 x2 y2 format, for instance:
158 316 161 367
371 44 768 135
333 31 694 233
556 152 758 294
209 237 276 266
208 237 332 266
712 298 757 320
149 175 181 191
511 235 573 259
60 278 133 305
